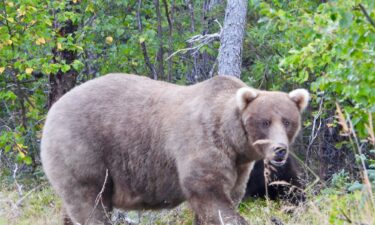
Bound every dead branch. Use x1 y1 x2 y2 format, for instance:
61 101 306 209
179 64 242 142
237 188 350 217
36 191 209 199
15 183 47 207
305 96 324 165
208 58 218 78
218 210 225 225
165 20 222 61
358 4 375 29
264 159 271 206
365 112 374 145
289 152 323 192
13 164 23 197
84 169 109 225
338 208 352 223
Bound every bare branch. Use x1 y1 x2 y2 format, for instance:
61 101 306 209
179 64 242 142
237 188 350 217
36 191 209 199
358 4 375 29
15 183 47 207
165 21 221 61
305 96 324 165
13 164 23 197
84 169 109 225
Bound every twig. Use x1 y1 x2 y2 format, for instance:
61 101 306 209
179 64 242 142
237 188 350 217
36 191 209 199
358 4 375 29
305 96 324 165
218 210 225 225
263 159 271 207
100 198 113 224
338 208 352 223
13 164 23 197
76 15 97 43
84 169 109 225
165 20 222 61
209 58 218 78
346 112 374 206
252 139 272 146
289 151 322 192
365 112 374 145
15 183 47 207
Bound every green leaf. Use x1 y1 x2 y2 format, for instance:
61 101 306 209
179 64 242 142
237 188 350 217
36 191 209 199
61 64 71 73
4 145 11 152
339 11 353 28
72 60 84 71
348 182 363 192
23 156 33 165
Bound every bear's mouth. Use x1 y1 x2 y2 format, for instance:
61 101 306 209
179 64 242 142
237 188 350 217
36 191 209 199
270 146 288 167
270 159 287 167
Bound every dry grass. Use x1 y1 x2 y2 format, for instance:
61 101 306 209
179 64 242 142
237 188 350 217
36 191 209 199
0 184 61 225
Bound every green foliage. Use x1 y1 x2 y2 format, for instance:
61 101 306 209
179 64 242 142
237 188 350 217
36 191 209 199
262 0 375 138
0 0 221 167
0 1 374 200
0 0 52 165
0 1 374 224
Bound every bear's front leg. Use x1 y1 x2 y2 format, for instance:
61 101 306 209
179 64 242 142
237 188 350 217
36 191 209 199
231 162 255 207
179 156 249 225
189 196 248 225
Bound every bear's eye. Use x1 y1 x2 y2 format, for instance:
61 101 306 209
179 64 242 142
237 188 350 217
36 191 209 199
282 119 290 127
262 120 271 128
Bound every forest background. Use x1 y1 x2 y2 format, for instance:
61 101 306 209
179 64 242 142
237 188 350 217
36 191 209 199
0 0 374 224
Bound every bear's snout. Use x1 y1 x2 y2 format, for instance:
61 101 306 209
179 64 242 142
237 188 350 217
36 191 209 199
270 143 288 167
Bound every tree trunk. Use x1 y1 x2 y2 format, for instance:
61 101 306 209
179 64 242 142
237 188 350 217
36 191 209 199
217 0 248 78
185 0 219 84
162 0 175 82
48 1 79 108
137 0 157 80
154 0 165 80
185 0 198 83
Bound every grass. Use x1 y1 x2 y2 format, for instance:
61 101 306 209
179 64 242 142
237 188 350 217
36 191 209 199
0 184 61 225
240 190 374 225
0 180 373 225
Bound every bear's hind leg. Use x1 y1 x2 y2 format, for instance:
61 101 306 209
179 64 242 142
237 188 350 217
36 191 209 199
61 204 74 225
60 179 113 225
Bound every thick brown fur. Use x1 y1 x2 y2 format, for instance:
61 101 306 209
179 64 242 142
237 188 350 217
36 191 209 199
41 74 308 225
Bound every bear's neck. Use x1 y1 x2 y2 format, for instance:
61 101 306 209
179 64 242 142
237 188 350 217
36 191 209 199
218 98 256 165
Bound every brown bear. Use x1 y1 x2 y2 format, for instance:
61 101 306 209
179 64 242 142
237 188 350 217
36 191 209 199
41 74 309 225
245 156 306 205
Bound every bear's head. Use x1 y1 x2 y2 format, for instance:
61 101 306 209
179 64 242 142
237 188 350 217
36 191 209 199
236 87 309 166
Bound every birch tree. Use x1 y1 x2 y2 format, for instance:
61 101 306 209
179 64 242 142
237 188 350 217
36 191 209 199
217 0 248 78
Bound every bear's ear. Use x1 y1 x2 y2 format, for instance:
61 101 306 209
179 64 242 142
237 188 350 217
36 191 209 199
288 89 310 112
236 87 258 111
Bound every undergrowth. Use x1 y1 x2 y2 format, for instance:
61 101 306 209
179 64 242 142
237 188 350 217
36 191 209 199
0 180 373 225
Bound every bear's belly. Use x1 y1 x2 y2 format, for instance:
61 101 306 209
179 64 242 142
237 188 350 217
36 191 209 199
112 181 185 210
110 156 185 210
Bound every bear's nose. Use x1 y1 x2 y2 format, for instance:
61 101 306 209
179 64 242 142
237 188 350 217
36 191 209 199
275 148 286 158
273 144 287 160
